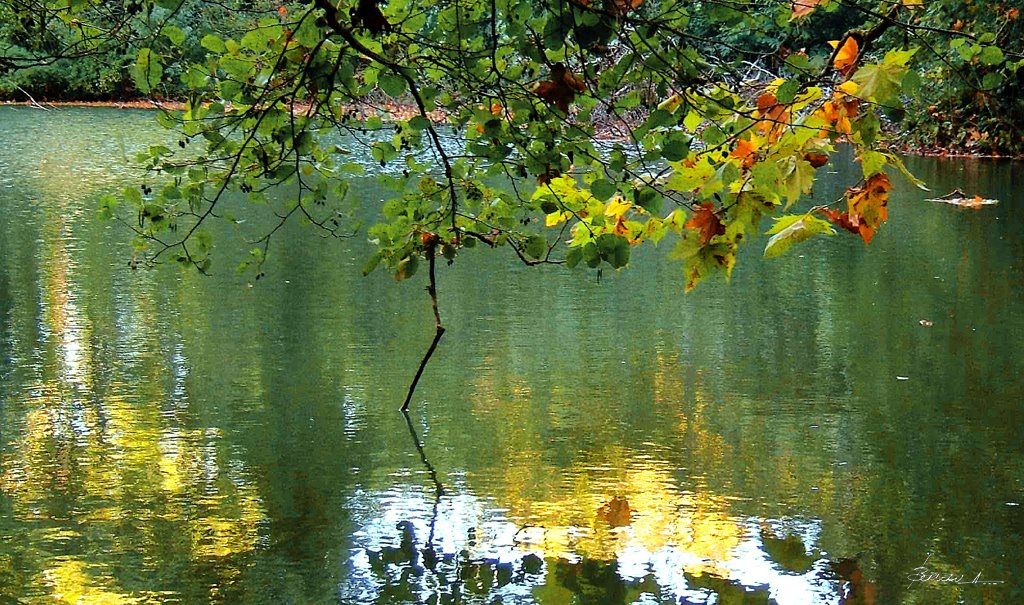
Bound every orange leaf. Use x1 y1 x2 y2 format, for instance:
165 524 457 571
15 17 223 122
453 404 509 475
277 4 287 17
420 231 439 248
791 0 826 19
757 93 778 114
804 152 829 168
606 0 643 17
817 96 858 136
684 202 726 245
755 93 790 141
534 63 585 113
613 215 630 236
845 173 891 244
831 37 859 71
820 208 860 234
597 496 632 527
730 137 758 168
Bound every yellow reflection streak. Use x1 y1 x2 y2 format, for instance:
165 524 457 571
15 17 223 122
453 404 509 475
31 558 171 605
462 352 751 578
507 457 743 577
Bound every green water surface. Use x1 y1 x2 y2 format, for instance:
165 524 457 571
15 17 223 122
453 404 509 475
0 106 1022 604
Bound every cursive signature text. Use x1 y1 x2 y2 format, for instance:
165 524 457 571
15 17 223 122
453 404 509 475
907 554 1005 589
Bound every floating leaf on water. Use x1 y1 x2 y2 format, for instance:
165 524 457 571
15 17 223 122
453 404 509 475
926 189 999 207
596 496 631 527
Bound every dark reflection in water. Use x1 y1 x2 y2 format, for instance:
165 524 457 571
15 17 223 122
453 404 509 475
0 107 1022 604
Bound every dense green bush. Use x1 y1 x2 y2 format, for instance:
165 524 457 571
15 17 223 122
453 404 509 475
897 0 1024 156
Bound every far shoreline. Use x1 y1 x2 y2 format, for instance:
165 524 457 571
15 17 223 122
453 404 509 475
2 99 1016 160
1 98 185 110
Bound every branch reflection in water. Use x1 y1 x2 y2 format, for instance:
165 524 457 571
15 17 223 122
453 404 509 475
339 413 867 604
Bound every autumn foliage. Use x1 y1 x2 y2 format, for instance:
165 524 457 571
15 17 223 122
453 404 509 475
25 0 1000 296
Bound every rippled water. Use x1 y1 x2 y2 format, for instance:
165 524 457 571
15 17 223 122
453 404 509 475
1 106 1023 604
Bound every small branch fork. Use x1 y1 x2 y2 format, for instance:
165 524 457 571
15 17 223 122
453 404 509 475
401 243 446 411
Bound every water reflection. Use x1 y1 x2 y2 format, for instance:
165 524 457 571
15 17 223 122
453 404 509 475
344 416 847 604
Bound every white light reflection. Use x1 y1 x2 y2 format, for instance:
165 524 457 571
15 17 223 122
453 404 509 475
341 487 846 604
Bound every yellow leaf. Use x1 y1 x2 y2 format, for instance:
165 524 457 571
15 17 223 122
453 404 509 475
604 197 633 218
836 80 860 96
831 37 859 71
665 208 687 234
546 210 573 227
657 93 683 113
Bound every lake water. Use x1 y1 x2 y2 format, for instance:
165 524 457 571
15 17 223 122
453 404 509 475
0 106 1022 604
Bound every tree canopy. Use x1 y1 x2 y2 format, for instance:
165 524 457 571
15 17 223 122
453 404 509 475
2 0 1020 403
2 0 1019 276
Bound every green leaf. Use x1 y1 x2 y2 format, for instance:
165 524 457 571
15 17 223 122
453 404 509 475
163 25 186 46
978 46 1004 66
409 116 431 131
763 215 835 258
645 109 674 130
851 65 903 104
123 186 142 206
958 44 980 62
201 34 227 54
635 187 662 213
784 52 814 74
683 110 703 133
524 235 547 260
379 73 407 97
97 194 118 219
371 141 398 164
668 156 715 192
981 72 1003 90
660 135 690 161
779 157 815 208
362 252 382 276
590 179 616 201
131 48 163 94
776 79 801 104
859 150 886 178
850 48 916 105
674 238 734 291
597 233 630 269
395 255 419 281
566 246 583 268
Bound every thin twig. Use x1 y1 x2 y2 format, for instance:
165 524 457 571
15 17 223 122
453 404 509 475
16 86 50 111
400 244 446 411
